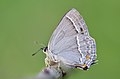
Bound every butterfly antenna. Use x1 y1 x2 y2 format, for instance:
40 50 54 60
32 48 43 56
32 42 46 56
34 41 46 47
39 43 46 47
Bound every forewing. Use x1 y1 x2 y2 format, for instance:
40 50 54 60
48 8 89 53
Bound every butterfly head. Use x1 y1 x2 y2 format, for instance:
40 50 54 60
41 47 48 53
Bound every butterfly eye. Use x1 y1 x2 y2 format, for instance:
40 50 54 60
41 47 48 52
44 69 50 74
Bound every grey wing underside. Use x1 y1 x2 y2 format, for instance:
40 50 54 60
48 8 96 69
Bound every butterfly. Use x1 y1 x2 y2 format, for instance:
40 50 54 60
34 8 97 79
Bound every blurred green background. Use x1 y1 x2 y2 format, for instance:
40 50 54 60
0 0 120 79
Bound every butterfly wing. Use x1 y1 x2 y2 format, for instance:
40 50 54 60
47 8 96 70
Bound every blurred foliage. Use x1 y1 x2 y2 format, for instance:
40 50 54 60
0 0 120 79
